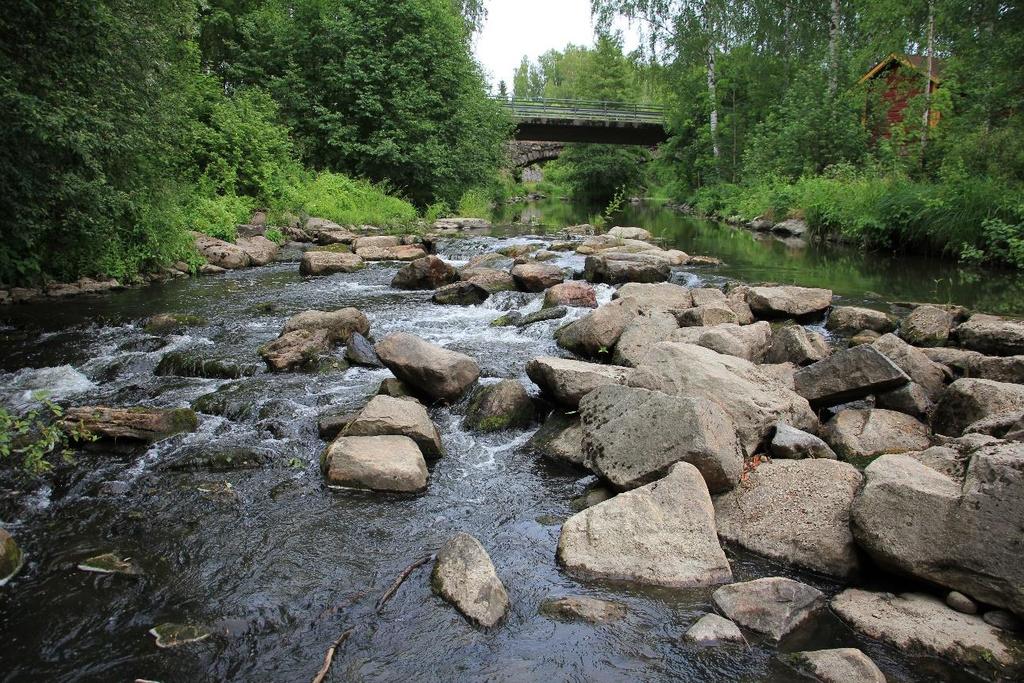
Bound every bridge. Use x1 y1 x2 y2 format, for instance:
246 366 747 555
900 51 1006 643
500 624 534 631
497 98 668 146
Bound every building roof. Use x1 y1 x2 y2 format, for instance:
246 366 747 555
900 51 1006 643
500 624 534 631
858 53 944 85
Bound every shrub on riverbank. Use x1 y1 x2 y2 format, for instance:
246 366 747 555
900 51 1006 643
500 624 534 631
279 173 417 227
690 171 1024 270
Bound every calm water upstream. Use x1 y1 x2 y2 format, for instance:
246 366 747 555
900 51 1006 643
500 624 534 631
0 201 1002 682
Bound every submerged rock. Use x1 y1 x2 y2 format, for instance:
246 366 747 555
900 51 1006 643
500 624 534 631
526 412 584 466
794 345 909 408
155 351 258 380
786 648 886 683
464 380 535 432
77 552 141 576
821 408 932 464
580 385 743 492
432 281 489 306
0 529 24 586
714 459 863 578
149 623 212 649
375 333 480 403
144 313 207 335
712 577 824 641
345 395 443 458
684 614 745 644
321 435 428 492
556 462 733 588
852 445 1024 616
391 255 459 290
431 533 509 628
832 589 1022 674
63 406 198 443
526 356 631 408
539 596 626 624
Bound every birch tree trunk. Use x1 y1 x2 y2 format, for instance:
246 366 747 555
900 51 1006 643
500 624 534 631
920 0 935 156
828 0 841 97
703 2 720 160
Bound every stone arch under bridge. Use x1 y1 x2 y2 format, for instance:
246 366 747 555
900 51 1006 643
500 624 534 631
508 141 565 168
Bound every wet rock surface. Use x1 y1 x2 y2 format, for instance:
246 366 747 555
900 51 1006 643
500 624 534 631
712 577 824 641
431 533 509 628
375 333 480 403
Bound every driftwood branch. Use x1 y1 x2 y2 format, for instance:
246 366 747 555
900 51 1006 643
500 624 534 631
311 628 353 683
375 554 433 613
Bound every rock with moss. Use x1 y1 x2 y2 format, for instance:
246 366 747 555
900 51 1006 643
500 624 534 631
281 307 370 345
164 446 270 471
516 307 567 328
0 529 24 586
155 351 259 380
144 313 207 335
527 412 584 466
432 281 489 306
62 406 197 443
191 381 264 420
464 380 536 432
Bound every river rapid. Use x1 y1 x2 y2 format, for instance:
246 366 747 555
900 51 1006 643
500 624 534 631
0 203 999 682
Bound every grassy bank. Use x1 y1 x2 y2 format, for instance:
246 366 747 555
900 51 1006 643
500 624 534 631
688 171 1024 270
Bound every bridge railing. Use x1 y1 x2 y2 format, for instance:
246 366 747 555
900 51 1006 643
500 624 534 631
494 97 665 124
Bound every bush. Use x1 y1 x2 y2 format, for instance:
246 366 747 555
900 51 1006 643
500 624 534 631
455 188 492 218
279 171 417 226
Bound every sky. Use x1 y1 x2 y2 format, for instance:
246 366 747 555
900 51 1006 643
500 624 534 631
473 0 640 92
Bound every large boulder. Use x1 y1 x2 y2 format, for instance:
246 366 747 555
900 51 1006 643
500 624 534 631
356 244 427 261
556 462 733 588
460 267 516 294
770 423 837 459
543 281 597 309
432 281 489 306
872 333 947 400
352 235 399 250
712 577 823 641
821 409 932 464
675 305 738 328
345 395 443 458
932 378 1024 436
746 286 832 319
580 385 743 492
628 342 818 455
464 380 536 432
583 253 671 284
672 322 773 363
954 314 1024 356
611 312 679 367
527 412 584 466
525 357 631 408
321 435 428 492
62 406 198 442
788 648 886 683
299 251 364 276
901 304 954 347
714 459 863 578
614 282 693 312
259 329 331 371
607 226 652 240
852 445 1024 616
794 345 909 408
192 232 251 269
826 306 895 336
510 263 564 292
235 235 279 266
923 347 1024 384
375 333 480 403
431 533 509 628
391 256 459 290
832 589 1023 675
0 529 23 585
876 382 935 420
554 299 641 358
281 307 370 344
765 325 829 366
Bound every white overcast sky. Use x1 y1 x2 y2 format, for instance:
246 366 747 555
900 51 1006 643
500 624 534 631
473 0 641 92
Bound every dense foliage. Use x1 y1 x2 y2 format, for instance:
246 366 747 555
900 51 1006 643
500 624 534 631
588 0 1024 268
0 0 504 287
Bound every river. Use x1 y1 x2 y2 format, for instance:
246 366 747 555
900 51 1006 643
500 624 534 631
0 201 999 681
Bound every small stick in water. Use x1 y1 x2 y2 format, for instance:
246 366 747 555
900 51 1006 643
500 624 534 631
312 628 353 683
375 554 434 613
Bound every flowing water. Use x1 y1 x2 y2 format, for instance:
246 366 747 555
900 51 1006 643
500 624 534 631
0 201 1006 682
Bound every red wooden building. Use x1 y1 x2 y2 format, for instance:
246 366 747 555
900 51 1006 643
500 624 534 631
859 53 942 139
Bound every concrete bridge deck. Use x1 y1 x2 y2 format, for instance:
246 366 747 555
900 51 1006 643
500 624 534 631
497 98 668 145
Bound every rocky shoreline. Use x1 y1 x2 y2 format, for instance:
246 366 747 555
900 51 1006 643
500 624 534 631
3 217 1024 680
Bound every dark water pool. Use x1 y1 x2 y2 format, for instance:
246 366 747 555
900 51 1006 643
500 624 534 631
0 214 993 682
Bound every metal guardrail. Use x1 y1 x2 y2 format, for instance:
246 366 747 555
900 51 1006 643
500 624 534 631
494 97 666 124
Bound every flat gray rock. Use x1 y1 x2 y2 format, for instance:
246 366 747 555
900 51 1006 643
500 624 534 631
539 596 626 624
580 385 743 492
557 462 733 588
714 459 863 578
794 345 909 408
932 378 1024 436
788 648 886 683
821 408 932 465
345 395 443 458
431 533 509 628
713 577 823 641
770 423 837 459
321 435 428 492
746 286 832 319
684 613 745 644
526 356 631 408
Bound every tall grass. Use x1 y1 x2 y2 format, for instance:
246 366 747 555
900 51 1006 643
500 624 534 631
277 171 417 226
